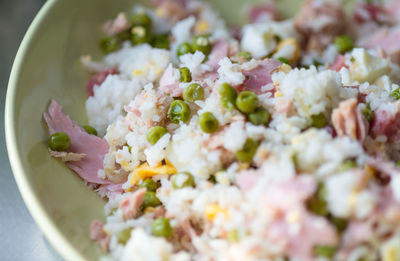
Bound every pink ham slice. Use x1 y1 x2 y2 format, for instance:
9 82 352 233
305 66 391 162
248 2 279 23
119 189 146 220
86 67 118 97
44 100 117 187
159 64 181 97
241 59 281 94
90 220 110 252
206 39 228 70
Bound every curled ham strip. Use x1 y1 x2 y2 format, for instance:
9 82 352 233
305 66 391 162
48 148 86 162
159 64 181 97
248 2 279 23
102 13 130 36
119 189 146 220
206 39 228 70
241 59 281 94
86 67 118 97
44 100 121 190
90 220 110 252
371 102 400 141
294 0 345 51
353 3 391 24
329 55 347 72
331 98 369 141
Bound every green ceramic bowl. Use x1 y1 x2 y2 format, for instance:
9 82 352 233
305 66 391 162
5 0 303 260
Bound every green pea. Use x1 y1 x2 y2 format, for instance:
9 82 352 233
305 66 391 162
307 183 328 216
152 217 173 238
152 34 170 49
146 126 168 145
248 107 270 125
179 67 192 83
131 25 152 45
310 113 327 128
397 160 400 167
191 35 212 55
391 87 400 100
218 83 237 110
168 100 191 124
131 12 152 29
334 35 354 54
116 30 131 42
141 191 162 209
138 178 159 192
82 125 97 136
183 83 204 102
238 51 252 61
362 103 373 122
48 132 71 151
99 37 118 54
116 228 132 245
330 216 348 232
177 42 193 57
236 138 258 163
277 57 289 64
236 91 259 114
314 245 337 258
198 112 219 134
337 160 358 172
171 172 195 189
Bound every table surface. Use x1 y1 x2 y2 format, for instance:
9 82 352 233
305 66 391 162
0 1 62 260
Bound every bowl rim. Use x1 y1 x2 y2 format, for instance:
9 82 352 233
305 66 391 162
5 0 87 260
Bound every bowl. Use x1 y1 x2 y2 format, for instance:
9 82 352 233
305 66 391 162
5 0 302 260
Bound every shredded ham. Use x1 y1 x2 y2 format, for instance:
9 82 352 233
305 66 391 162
329 55 347 72
248 2 279 23
371 102 400 141
48 148 86 162
331 98 369 141
153 0 188 24
263 177 338 260
44 100 123 195
86 67 118 97
159 64 181 97
90 220 110 252
294 0 345 51
102 13 130 36
206 39 229 70
119 189 146 220
241 59 281 94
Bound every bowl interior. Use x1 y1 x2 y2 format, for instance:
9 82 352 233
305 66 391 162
6 0 303 259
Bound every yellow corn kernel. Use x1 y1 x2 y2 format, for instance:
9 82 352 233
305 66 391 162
155 7 166 18
205 204 229 221
194 20 210 35
274 91 282 98
277 63 292 73
275 38 300 63
381 238 400 261
132 69 144 76
129 162 177 187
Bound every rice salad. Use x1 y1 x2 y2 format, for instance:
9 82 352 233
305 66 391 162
43 0 400 260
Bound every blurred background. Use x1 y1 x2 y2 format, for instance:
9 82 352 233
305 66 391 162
0 0 61 260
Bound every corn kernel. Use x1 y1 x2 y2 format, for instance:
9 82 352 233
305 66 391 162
205 204 229 221
275 38 300 63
